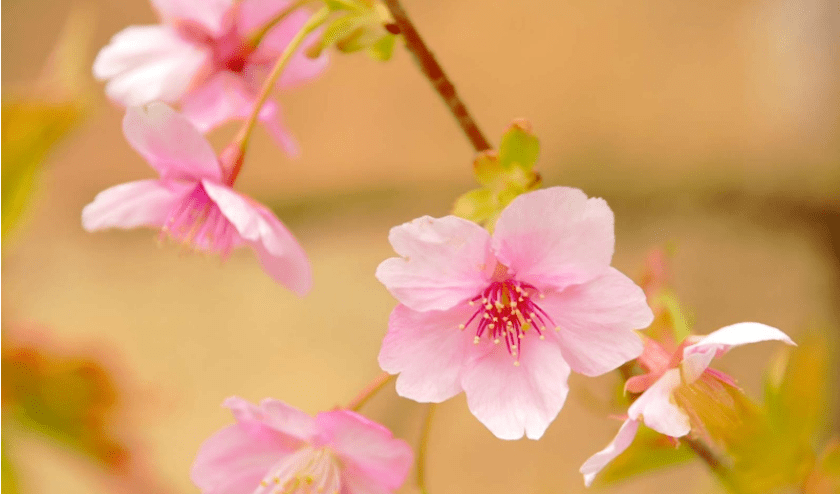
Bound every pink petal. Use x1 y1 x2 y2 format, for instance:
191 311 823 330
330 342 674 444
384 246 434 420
181 73 299 156
190 424 288 494
627 369 690 437
81 179 192 231
541 267 651 376
314 410 412 491
202 181 312 294
151 0 233 36
681 322 795 384
93 25 209 107
376 216 494 312
492 187 614 291
378 304 475 402
223 397 315 442
340 468 391 494
123 103 223 182
461 337 571 440
580 419 640 487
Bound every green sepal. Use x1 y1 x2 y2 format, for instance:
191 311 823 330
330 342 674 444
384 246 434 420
497 118 539 171
594 424 694 486
367 33 397 61
452 188 496 225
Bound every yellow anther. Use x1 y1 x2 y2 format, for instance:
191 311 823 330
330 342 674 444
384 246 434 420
458 324 465 330
539 335 545 340
485 304 492 310
511 301 518 307
473 336 480 344
468 300 475 306
488 323 495 329
494 338 500 344
514 361 521 366
539 293 545 299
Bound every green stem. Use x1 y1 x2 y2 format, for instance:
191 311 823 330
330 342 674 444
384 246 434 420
416 403 436 494
232 6 330 165
347 371 394 411
246 0 315 47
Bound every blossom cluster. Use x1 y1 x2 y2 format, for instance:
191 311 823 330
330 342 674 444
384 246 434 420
83 0 799 491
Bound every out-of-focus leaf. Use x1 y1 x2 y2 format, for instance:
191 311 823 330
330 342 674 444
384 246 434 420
2 442 20 494
595 424 694 485
2 336 130 473
765 332 832 447
1 6 91 243
2 102 81 241
721 331 836 493
822 441 840 476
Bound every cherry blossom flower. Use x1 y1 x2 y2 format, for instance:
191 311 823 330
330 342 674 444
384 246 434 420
93 0 328 154
82 102 311 294
580 322 795 487
191 397 413 494
375 187 654 440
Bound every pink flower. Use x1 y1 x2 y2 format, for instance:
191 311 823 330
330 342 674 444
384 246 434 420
93 0 328 154
375 187 654 439
580 322 795 487
191 397 413 494
82 102 311 294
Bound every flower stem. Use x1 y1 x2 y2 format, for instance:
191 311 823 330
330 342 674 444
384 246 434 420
381 0 492 153
246 0 315 48
683 437 734 487
416 403 436 494
347 371 394 411
233 6 330 153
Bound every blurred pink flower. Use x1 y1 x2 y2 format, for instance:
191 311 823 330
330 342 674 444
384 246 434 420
191 397 413 494
93 0 328 154
375 187 654 439
580 322 795 487
82 103 311 294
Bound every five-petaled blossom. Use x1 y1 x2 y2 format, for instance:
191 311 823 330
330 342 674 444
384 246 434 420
191 397 413 494
376 186 655 440
82 102 311 294
93 0 328 154
580 322 795 487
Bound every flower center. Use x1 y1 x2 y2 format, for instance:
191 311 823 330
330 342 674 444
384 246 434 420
160 184 236 257
257 446 341 494
461 277 554 365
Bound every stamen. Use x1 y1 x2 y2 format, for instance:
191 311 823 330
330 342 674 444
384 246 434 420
160 185 236 257
460 277 554 360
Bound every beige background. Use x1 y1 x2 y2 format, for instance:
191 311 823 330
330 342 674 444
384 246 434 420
2 0 839 492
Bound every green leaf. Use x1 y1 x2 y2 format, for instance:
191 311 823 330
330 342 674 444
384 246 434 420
497 119 539 171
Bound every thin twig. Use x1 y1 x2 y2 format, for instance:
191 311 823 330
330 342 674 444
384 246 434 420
416 403 436 494
346 371 394 411
382 0 492 153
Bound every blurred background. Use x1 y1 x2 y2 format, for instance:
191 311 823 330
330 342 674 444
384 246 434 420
2 0 839 492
